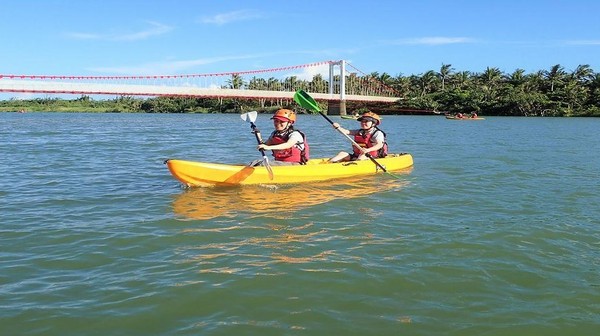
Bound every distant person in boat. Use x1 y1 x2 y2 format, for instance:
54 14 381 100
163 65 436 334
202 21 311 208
456 113 464 119
470 112 478 119
256 109 310 165
328 111 388 163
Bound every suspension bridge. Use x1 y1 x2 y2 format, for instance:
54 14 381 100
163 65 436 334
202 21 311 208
0 60 401 114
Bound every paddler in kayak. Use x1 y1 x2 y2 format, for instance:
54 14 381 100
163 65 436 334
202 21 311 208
255 109 310 165
328 111 388 163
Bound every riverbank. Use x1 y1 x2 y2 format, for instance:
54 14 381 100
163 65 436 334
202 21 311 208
2 96 599 116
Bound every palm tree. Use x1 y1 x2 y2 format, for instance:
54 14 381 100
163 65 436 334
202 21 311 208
476 67 504 104
247 77 268 90
360 72 381 96
226 73 245 89
561 78 588 115
391 74 412 97
543 64 566 93
508 69 526 87
571 64 594 84
378 72 393 85
419 70 437 97
267 77 282 92
438 63 454 91
310 73 328 93
453 71 472 89
524 70 545 93
480 67 503 86
283 76 299 92
587 73 600 106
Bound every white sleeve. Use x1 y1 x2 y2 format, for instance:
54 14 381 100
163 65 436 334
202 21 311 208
372 130 385 143
289 131 305 149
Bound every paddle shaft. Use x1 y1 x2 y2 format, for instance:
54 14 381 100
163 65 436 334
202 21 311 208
249 122 268 157
240 111 274 180
248 121 274 180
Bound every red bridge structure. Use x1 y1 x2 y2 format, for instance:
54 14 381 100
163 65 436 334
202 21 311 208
0 60 402 115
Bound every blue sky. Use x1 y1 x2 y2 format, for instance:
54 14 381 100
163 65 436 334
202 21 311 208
2 0 600 79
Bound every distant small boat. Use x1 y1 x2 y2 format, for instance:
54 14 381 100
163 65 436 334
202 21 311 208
340 115 360 120
446 115 485 120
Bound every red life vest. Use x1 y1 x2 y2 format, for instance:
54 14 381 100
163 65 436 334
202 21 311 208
269 128 310 163
352 128 388 158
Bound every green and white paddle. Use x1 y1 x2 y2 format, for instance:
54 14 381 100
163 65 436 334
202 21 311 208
293 89 398 178
240 111 274 180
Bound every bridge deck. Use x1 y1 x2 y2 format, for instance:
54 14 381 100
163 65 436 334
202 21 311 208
0 79 400 103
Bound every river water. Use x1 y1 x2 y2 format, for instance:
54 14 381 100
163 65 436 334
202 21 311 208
1 112 598 335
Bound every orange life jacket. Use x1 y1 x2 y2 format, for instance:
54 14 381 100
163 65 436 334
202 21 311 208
268 128 310 163
352 128 388 158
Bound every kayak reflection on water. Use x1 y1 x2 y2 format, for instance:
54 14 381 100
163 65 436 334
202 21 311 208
171 169 412 220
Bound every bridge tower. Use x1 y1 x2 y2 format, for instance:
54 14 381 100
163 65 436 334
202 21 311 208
327 60 347 116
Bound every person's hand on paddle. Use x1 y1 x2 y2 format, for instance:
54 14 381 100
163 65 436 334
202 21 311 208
258 142 293 151
332 122 349 135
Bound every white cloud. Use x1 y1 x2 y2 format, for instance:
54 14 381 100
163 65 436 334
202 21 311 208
114 21 173 41
200 10 263 25
67 32 101 40
66 21 173 41
89 54 265 75
389 37 476 45
284 63 330 81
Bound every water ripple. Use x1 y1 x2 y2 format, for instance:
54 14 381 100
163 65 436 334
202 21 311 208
2 113 599 335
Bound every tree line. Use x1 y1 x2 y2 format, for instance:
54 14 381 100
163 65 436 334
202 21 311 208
381 63 600 117
1 63 598 116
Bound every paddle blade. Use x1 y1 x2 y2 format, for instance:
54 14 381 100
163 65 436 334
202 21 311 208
263 157 274 180
294 90 321 113
222 165 255 184
240 111 258 123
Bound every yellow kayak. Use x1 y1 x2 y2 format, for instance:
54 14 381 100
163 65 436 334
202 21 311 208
165 153 413 187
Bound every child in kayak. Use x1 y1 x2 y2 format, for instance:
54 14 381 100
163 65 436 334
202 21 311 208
256 109 310 165
329 111 388 163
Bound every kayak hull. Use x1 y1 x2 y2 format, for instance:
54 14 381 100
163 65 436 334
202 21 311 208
165 153 413 187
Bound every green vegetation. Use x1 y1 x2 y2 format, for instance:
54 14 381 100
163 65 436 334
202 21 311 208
2 64 599 116
0 95 282 114
382 64 600 117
